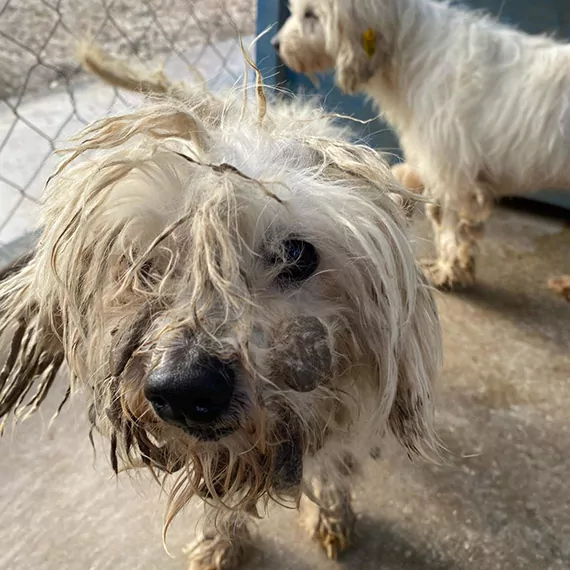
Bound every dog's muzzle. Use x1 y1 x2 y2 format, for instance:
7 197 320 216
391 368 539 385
144 353 236 441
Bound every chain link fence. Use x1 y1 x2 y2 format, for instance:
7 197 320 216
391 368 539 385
0 0 256 260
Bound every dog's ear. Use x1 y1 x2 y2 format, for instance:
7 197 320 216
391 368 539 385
0 250 66 427
306 136 419 220
301 137 440 458
388 275 441 459
322 6 389 93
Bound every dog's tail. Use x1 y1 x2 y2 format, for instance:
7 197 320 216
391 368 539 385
76 43 229 125
77 42 174 96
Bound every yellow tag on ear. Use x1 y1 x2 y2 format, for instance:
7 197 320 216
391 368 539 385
362 28 376 58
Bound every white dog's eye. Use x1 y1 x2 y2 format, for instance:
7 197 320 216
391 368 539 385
304 8 318 19
271 239 320 286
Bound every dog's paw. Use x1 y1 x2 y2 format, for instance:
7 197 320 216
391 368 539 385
547 275 570 301
301 487 355 560
420 258 474 291
186 525 251 570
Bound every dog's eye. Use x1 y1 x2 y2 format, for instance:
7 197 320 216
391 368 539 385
304 8 318 19
272 239 319 286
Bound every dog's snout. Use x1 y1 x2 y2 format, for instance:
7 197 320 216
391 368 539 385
271 36 280 52
145 355 235 428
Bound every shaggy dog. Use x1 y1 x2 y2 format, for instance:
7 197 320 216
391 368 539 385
0 49 441 569
273 0 570 291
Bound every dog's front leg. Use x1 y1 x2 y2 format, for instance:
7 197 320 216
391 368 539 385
421 204 482 290
187 510 252 570
421 188 492 290
300 451 357 560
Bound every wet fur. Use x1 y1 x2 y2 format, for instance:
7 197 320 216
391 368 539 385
0 46 442 567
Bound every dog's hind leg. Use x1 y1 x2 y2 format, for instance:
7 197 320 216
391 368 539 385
421 204 483 290
186 511 252 570
300 450 358 560
391 162 425 195
421 184 493 290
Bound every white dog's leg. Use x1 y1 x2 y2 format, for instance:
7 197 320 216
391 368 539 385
300 452 357 560
187 511 251 570
421 197 489 290
391 163 425 195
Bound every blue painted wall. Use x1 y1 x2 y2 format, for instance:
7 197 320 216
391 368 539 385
256 0 570 208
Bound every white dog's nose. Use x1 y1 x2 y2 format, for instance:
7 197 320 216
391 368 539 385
271 36 280 51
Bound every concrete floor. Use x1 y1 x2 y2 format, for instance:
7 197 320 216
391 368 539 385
0 204 569 570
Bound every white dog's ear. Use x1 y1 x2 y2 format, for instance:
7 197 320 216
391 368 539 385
307 137 416 219
302 138 441 458
323 6 388 93
0 251 66 425
389 278 441 459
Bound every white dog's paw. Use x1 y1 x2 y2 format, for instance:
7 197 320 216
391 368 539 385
420 258 475 291
300 485 356 560
186 524 251 570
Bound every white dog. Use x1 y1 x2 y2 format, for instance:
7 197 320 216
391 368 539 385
0 48 441 569
274 0 570 290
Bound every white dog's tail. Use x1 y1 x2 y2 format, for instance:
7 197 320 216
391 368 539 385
77 43 176 96
77 43 229 128
77 42 213 105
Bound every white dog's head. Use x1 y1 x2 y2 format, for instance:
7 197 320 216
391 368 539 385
0 80 440 526
273 0 396 93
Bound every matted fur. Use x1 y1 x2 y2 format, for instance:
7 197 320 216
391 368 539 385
274 0 570 289
0 47 441 560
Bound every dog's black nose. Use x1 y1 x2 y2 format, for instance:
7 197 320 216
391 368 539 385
271 36 280 51
145 356 235 427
